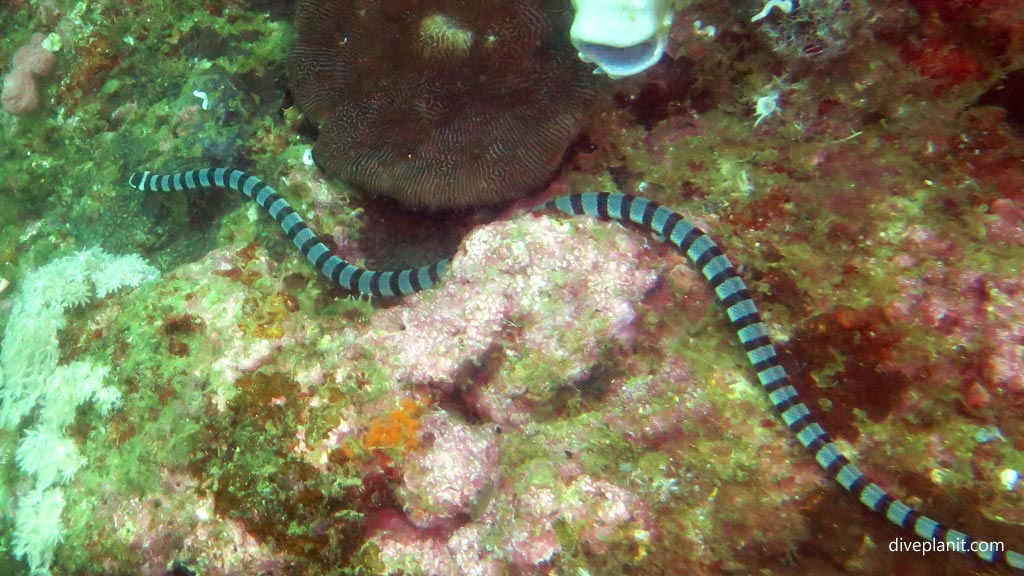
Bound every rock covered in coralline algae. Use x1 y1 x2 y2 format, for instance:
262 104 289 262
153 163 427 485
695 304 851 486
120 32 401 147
398 413 500 528
361 214 660 426
373 472 654 575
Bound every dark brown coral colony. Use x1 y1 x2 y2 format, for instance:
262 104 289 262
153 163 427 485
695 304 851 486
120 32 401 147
289 0 605 210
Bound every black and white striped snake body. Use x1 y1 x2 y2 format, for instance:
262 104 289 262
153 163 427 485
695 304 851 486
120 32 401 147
129 167 1024 571
129 169 448 297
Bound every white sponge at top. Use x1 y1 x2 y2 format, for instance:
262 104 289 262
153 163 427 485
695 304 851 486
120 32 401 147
570 0 674 78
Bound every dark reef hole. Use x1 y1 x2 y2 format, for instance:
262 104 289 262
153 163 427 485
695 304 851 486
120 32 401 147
616 58 701 130
549 358 620 420
355 194 482 274
182 184 239 230
974 67 1024 137
444 342 508 424
166 564 197 576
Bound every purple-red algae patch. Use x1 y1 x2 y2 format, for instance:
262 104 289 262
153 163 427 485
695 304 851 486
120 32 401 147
781 306 910 442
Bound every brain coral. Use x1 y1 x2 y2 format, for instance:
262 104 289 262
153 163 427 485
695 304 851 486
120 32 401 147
289 0 606 210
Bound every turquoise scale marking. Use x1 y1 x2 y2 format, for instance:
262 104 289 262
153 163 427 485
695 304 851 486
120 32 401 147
758 365 787 387
780 403 809 427
797 423 825 447
606 194 625 219
747 344 777 366
701 254 731 282
668 219 695 247
243 175 260 197
398 270 414 295
860 483 886 509
281 212 302 234
306 243 330 266
651 206 674 234
417 266 434 290
256 186 275 207
377 272 395 297
915 516 939 540
129 171 1024 571
814 442 843 469
322 256 341 279
686 234 716 263
357 272 373 295
555 196 574 214
767 385 797 406
715 276 746 303
946 529 969 545
726 299 758 323
886 499 912 525
835 463 862 490
737 322 768 344
268 198 288 219
628 197 650 224
292 227 315 250
338 265 356 289
581 193 601 216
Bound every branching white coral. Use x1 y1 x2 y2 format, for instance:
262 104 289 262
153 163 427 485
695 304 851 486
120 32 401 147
11 487 66 575
15 427 82 490
0 247 158 575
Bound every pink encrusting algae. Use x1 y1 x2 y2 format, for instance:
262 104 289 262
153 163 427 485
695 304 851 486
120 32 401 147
360 215 659 425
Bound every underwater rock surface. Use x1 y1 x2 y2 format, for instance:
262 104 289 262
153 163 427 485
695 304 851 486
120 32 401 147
1 1 1024 575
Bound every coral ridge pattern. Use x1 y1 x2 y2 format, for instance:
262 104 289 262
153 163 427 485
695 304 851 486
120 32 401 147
130 167 1024 571
288 0 604 209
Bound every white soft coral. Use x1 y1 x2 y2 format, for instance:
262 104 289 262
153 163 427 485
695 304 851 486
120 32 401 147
0 247 158 575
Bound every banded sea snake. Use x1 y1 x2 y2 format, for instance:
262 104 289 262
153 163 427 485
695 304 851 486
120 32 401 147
129 167 1024 570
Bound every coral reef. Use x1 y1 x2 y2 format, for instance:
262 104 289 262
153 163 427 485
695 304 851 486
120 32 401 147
289 0 606 209
1 0 1024 575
